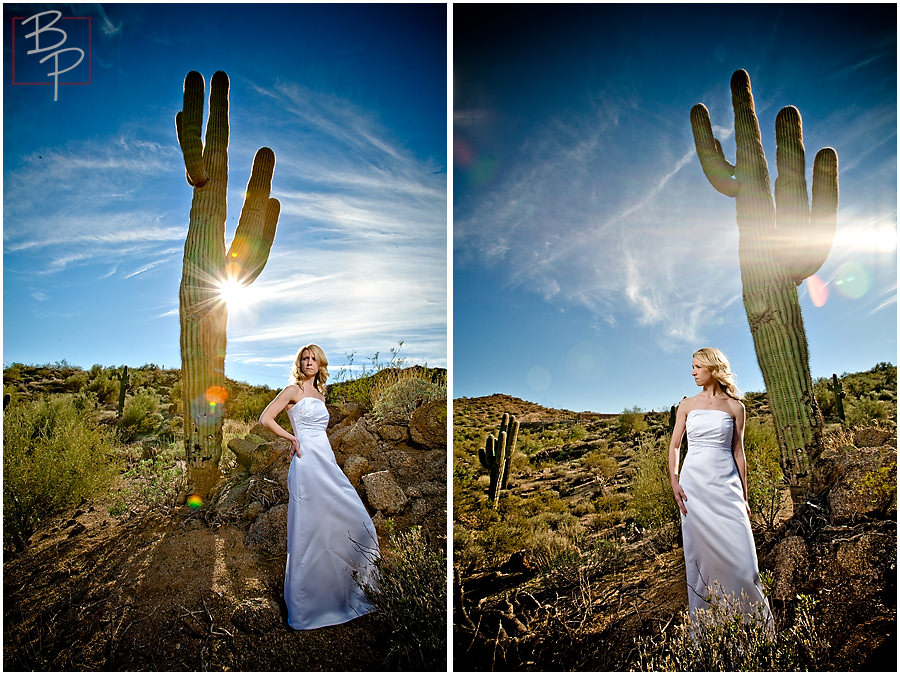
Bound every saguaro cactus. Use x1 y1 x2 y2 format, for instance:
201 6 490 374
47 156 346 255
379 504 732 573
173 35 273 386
691 70 838 496
176 71 280 498
116 365 129 419
479 434 507 507
478 412 521 507
830 373 846 422
497 412 520 490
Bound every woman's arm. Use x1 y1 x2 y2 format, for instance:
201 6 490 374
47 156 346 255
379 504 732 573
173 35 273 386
731 401 750 512
259 385 301 458
669 401 689 515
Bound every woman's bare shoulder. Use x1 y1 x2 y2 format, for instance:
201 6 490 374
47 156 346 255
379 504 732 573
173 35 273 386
678 394 700 413
280 383 302 400
727 397 746 417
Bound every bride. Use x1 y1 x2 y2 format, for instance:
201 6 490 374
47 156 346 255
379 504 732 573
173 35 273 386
259 344 380 630
668 347 772 625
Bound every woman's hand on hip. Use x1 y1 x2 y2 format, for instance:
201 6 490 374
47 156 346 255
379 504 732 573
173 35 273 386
289 436 301 458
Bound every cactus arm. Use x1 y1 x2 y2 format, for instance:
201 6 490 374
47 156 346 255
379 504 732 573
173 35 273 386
176 71 208 188
226 147 280 285
802 147 839 281
690 103 739 198
774 105 811 281
730 69 775 241
500 418 519 491
204 71 230 182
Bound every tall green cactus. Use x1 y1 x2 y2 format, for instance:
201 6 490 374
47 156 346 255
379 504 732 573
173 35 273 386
176 71 280 498
497 412 520 490
478 412 521 507
830 373 846 422
479 434 507 507
116 365 129 419
691 70 838 496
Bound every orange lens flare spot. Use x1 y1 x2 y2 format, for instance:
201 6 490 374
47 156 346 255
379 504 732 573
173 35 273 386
807 274 828 307
187 494 203 508
231 251 238 258
206 385 228 407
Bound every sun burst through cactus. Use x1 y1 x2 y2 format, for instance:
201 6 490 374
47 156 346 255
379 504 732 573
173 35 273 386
216 276 255 310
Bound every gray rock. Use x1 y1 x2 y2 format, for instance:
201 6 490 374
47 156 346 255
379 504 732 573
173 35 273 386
362 470 408 515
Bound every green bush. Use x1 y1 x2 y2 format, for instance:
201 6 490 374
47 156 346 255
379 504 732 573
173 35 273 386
618 406 649 437
118 389 163 441
85 370 118 404
227 387 277 422
363 526 446 670
580 447 619 480
744 417 786 530
373 376 446 422
4 396 117 550
631 436 679 530
846 398 894 428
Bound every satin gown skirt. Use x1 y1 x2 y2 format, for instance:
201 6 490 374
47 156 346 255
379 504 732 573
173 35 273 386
679 409 772 624
284 397 380 630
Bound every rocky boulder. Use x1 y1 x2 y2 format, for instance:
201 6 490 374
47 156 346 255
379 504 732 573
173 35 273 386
410 398 447 448
362 470 409 515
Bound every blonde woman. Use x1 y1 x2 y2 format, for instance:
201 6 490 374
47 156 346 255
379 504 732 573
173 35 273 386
259 344 379 630
668 347 772 625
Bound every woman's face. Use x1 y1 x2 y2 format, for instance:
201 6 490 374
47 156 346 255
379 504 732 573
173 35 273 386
691 358 714 387
300 349 320 378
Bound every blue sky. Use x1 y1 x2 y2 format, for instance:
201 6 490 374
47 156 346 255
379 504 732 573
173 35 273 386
3 3 446 388
454 4 897 413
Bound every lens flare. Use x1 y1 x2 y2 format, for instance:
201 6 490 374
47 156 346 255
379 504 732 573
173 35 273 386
527 366 551 392
206 385 228 408
833 261 870 300
187 494 203 508
807 274 828 307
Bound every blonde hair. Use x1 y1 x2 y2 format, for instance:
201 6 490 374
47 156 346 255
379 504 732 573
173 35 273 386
693 347 744 400
291 344 329 394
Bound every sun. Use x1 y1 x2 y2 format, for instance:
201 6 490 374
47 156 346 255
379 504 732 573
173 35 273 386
216 277 253 310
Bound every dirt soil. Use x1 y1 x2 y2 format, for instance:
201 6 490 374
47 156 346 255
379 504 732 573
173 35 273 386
3 491 386 671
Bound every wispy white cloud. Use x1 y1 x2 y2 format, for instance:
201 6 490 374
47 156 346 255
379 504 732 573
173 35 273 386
455 103 742 351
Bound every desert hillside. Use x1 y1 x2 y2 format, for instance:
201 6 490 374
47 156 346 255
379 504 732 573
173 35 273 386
453 364 897 671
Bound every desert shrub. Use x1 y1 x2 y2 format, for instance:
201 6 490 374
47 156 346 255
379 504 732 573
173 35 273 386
373 376 446 422
227 387 277 422
744 417 787 530
591 493 629 528
363 526 446 670
4 396 117 550
580 448 619 480
85 370 119 404
635 593 827 671
618 406 649 437
118 389 163 441
858 460 897 508
846 398 894 428
64 369 89 392
631 436 679 530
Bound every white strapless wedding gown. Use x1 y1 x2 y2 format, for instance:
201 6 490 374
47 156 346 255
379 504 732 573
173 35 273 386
679 409 772 623
284 397 379 630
